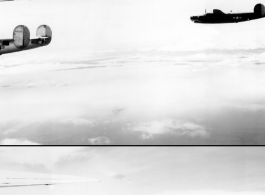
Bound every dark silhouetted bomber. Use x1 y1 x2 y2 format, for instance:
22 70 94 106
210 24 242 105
191 4 265 24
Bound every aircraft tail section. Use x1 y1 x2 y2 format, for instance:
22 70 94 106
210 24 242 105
36 25 52 45
0 25 52 55
254 4 265 16
31 25 52 46
13 25 30 49
37 25 52 38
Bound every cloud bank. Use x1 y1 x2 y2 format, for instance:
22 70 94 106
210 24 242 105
130 119 208 139
1 0 265 144
2 49 265 144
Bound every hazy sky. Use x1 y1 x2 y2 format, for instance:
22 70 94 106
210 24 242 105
1 0 265 144
1 147 265 195
1 0 265 51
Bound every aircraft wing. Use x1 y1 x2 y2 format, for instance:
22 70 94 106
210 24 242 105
0 170 100 188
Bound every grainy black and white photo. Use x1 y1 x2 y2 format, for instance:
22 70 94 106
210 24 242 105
1 0 265 145
1 147 265 195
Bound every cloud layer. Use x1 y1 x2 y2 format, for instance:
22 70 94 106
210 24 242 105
1 0 265 144
130 119 208 139
2 49 265 144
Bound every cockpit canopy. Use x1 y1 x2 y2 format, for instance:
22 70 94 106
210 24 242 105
213 9 225 14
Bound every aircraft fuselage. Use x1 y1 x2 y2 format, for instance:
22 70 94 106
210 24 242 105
191 12 264 24
191 4 265 24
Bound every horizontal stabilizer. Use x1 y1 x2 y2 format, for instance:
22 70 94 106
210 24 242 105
213 9 225 14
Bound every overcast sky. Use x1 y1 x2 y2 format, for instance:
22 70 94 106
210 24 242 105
1 0 265 144
0 147 265 195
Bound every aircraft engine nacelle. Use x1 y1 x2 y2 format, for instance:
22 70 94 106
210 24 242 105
36 25 52 45
254 4 265 16
13 25 30 49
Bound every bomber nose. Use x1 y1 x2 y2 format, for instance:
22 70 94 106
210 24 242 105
190 16 196 21
190 16 200 23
